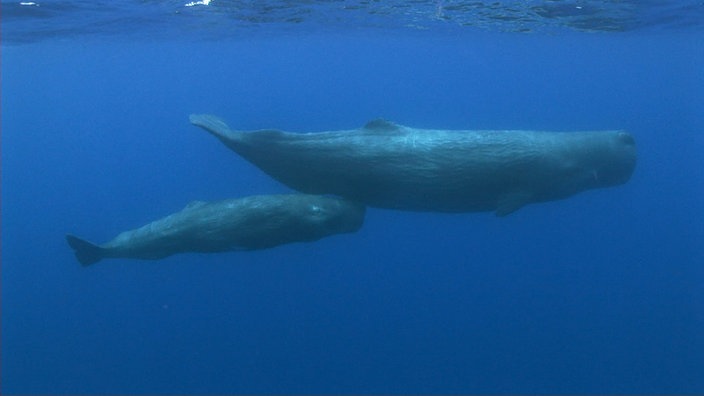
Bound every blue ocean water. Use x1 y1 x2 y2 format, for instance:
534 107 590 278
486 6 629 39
2 1 704 394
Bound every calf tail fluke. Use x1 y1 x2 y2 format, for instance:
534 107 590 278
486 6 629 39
189 114 241 143
66 235 106 266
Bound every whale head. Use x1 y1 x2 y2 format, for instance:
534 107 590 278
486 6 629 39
304 197 366 235
547 130 637 200
586 130 637 188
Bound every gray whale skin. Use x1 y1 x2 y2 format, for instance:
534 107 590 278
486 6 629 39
190 114 636 216
66 194 365 266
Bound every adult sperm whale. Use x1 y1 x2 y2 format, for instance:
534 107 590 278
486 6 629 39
66 194 365 266
190 114 636 216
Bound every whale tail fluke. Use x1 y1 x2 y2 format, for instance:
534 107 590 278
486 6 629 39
189 114 241 144
66 235 106 266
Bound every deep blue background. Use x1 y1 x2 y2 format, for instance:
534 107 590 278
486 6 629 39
2 31 704 393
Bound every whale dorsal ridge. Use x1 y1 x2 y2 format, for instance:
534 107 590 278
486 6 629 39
184 200 207 210
363 119 400 131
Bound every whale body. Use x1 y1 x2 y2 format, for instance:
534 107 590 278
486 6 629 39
190 114 636 216
66 194 365 266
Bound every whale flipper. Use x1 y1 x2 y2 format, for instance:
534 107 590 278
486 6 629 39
66 235 107 266
495 192 532 217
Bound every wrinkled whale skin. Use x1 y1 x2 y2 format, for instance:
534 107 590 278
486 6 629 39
66 194 365 266
191 115 636 216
